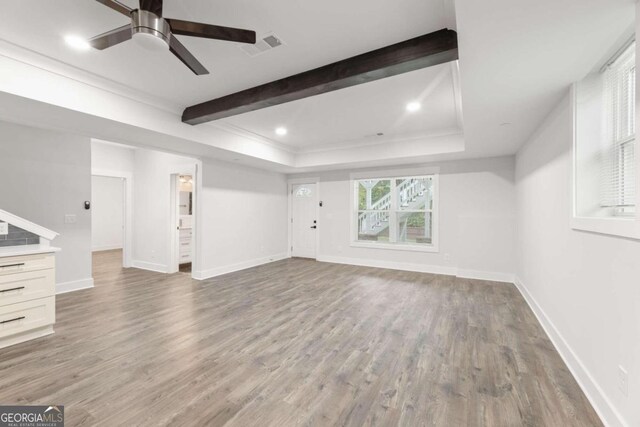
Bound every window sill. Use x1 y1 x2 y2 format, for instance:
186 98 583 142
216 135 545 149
350 241 439 253
570 216 640 240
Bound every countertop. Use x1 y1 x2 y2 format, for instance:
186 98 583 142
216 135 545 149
0 244 61 258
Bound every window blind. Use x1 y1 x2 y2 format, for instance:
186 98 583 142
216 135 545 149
601 41 636 209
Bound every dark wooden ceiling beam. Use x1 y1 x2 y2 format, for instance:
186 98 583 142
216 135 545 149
182 28 458 125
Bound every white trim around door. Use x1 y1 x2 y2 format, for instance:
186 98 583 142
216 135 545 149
168 162 200 278
288 177 320 259
92 168 133 268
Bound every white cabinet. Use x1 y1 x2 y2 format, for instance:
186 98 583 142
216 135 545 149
179 228 192 263
0 252 57 349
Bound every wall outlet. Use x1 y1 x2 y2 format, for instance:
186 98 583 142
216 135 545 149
64 214 77 224
618 365 628 396
0 222 7 236
444 253 452 262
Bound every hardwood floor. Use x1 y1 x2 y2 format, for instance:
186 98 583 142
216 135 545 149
0 250 601 426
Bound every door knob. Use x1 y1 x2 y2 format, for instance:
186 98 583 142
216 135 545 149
310 225 317 229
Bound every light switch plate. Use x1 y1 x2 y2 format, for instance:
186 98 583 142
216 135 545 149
0 222 7 235
64 214 77 224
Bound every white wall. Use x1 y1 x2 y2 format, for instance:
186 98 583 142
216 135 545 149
91 175 124 251
515 94 640 427
92 141 289 278
196 159 289 278
132 148 196 272
0 121 93 292
91 140 135 173
289 156 516 281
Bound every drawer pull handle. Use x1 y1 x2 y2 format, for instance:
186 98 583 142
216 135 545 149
0 263 25 269
0 316 25 325
0 286 25 293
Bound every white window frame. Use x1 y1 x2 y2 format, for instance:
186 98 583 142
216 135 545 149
571 37 640 240
350 168 439 253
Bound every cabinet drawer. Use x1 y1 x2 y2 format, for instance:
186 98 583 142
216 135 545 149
0 296 55 340
179 253 192 263
0 254 55 277
0 269 55 307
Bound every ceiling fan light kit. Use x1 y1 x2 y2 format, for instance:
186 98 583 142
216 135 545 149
89 0 256 75
131 9 171 50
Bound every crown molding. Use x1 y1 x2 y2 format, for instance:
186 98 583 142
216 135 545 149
210 121 296 154
212 120 464 157
0 38 183 114
0 37 468 171
297 127 464 154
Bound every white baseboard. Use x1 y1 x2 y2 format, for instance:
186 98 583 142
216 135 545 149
56 277 94 294
514 277 627 427
317 255 458 276
131 260 168 274
457 269 515 283
193 253 288 280
92 245 123 252
317 256 515 283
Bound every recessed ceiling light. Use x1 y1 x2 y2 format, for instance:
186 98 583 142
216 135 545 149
64 35 91 51
406 102 421 112
275 127 288 136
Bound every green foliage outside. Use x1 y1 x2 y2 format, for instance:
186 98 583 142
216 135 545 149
405 212 425 228
358 180 390 210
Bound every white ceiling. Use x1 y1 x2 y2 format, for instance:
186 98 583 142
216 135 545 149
221 62 461 151
0 0 455 107
0 0 634 171
455 0 635 159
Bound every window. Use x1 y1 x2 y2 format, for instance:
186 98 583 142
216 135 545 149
352 175 438 251
602 41 636 215
294 186 313 198
573 36 639 239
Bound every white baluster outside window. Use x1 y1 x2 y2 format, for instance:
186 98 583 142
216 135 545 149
351 171 439 252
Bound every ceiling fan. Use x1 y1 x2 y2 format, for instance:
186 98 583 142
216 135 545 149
89 0 257 75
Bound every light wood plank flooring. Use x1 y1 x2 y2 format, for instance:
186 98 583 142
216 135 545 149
0 250 601 426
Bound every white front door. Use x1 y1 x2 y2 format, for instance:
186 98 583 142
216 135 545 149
292 183 318 259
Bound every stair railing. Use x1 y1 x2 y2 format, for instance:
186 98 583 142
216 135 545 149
358 178 426 235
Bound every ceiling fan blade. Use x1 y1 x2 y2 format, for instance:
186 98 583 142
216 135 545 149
169 35 209 75
139 0 163 16
89 24 132 50
94 0 132 17
166 19 256 44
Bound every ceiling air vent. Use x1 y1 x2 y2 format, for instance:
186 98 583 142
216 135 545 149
241 32 284 57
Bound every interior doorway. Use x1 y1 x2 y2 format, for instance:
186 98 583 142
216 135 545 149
290 182 319 259
91 175 127 267
170 173 195 274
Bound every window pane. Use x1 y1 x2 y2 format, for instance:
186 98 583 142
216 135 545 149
358 179 391 210
294 186 313 198
396 212 432 244
396 177 432 210
357 211 390 242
